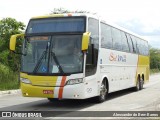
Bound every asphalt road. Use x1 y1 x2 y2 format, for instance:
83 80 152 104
0 74 160 119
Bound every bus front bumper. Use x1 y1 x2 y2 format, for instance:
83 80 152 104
21 82 86 99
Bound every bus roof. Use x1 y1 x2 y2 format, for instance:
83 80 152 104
31 13 89 19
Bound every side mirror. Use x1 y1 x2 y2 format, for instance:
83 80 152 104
10 33 24 51
81 32 91 51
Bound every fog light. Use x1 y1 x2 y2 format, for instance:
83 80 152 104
24 93 29 96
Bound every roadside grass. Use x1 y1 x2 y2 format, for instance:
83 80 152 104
0 63 19 90
150 69 160 75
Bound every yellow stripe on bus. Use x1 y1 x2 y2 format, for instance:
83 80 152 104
136 55 149 83
31 14 64 19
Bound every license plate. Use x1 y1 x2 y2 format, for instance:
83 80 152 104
43 90 53 94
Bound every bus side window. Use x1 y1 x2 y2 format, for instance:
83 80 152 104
85 18 99 76
130 35 137 53
101 23 112 49
136 38 142 55
139 39 148 56
121 31 129 52
126 34 134 53
112 28 122 51
144 41 149 56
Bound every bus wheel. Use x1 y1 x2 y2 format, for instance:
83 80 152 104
135 78 140 91
139 77 144 90
48 98 58 102
96 80 107 103
135 77 143 91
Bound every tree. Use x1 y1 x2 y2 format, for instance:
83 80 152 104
0 18 25 71
50 8 91 14
150 48 160 70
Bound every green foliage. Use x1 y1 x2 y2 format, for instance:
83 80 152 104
0 18 25 90
150 48 160 70
0 18 25 71
150 69 160 74
0 18 25 48
0 63 19 90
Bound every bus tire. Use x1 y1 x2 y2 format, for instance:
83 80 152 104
135 78 140 91
95 80 107 103
139 77 144 90
134 76 143 91
48 98 58 102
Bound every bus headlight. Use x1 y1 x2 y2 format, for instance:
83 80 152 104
66 78 83 85
20 78 31 84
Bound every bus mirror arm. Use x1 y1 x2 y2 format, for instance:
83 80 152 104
91 44 95 65
11 51 27 56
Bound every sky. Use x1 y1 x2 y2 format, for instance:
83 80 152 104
0 0 160 48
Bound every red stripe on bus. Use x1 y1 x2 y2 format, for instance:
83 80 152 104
58 76 67 99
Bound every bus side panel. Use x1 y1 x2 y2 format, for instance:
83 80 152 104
99 48 138 93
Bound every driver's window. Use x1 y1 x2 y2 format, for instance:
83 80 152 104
85 18 99 76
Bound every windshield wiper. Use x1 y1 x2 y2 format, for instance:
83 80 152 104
33 51 47 73
51 51 64 74
33 41 50 73
33 43 64 74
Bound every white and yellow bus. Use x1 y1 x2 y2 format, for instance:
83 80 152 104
10 13 149 103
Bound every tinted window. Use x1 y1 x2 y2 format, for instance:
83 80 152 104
86 18 99 76
101 23 112 49
112 28 122 50
126 34 134 53
144 41 149 55
136 38 142 54
141 40 146 55
27 17 85 33
130 35 137 53
88 18 99 36
137 38 149 56
121 32 129 52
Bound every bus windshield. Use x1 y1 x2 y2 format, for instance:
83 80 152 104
21 35 83 75
26 17 85 34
